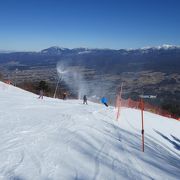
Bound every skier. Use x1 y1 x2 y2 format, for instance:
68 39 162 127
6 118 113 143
38 89 43 99
83 95 88 104
101 97 108 107
63 92 67 100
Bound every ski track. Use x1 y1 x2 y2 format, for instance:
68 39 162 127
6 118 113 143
0 151 24 179
93 142 107 180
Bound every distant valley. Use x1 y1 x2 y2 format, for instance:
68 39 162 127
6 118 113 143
0 45 180 116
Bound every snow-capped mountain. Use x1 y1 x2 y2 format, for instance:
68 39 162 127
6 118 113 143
40 46 96 55
0 81 179 179
41 46 70 55
157 44 180 49
138 44 180 52
118 44 180 55
140 44 179 50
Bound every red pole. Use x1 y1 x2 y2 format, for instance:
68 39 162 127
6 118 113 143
116 95 120 120
116 83 123 120
115 94 119 108
141 98 144 152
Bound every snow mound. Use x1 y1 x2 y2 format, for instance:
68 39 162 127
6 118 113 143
0 82 179 180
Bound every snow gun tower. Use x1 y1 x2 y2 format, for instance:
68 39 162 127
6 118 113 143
53 74 62 98
139 95 157 152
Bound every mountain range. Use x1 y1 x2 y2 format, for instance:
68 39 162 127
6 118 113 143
0 44 180 71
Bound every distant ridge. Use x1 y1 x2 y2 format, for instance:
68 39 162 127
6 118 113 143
140 44 180 50
1 44 180 54
40 44 180 53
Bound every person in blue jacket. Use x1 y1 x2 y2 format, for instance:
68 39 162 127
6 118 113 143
101 97 108 107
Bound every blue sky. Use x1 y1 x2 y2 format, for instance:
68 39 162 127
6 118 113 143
0 0 180 51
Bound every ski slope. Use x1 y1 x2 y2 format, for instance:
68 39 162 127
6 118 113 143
0 81 179 180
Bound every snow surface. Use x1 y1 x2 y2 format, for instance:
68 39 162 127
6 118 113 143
0 82 179 180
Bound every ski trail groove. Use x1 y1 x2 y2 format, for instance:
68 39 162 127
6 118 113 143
0 151 24 179
93 142 107 180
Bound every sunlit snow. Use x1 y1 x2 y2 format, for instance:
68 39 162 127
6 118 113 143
0 82 179 180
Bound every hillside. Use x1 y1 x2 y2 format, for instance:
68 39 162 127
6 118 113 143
0 82 179 180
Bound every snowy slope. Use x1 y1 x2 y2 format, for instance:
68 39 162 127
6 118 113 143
0 82 179 180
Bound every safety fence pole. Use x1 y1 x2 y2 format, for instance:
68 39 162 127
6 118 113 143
141 98 145 152
116 82 123 120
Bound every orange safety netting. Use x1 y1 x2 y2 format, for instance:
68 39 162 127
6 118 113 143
116 97 179 121
4 80 11 84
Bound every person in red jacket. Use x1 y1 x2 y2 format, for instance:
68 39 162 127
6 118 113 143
63 92 67 100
